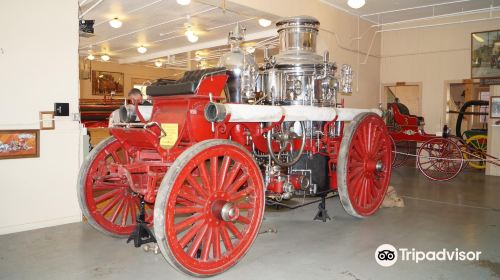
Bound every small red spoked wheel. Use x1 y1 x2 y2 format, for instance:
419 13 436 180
416 138 463 181
77 137 153 237
390 138 410 168
338 113 393 218
154 139 265 276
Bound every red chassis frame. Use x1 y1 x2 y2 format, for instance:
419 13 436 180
107 74 344 204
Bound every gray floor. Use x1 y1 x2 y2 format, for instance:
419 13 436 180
1 167 499 280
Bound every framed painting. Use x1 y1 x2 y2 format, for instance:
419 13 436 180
0 130 40 159
91 70 124 96
471 30 500 79
491 96 500 119
39 111 55 130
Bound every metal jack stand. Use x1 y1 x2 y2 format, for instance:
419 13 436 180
313 195 331 222
127 198 156 247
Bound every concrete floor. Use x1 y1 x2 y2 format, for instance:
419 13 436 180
1 167 499 280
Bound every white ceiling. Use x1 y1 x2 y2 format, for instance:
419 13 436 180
78 0 280 68
322 0 500 24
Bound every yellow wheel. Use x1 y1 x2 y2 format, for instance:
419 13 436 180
464 135 487 169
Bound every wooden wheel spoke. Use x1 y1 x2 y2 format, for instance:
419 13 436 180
178 221 205 248
227 173 250 196
229 185 254 202
186 174 208 198
201 227 213 261
94 189 122 204
121 199 130 227
212 226 221 259
93 182 127 191
222 162 242 191
177 191 205 206
198 163 212 194
225 222 243 240
235 202 254 210
175 206 204 214
217 156 231 191
220 225 233 251
110 199 126 223
130 198 137 224
174 214 203 233
236 215 250 225
99 194 122 216
210 157 218 193
188 224 209 258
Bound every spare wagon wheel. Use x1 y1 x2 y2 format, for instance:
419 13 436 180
154 139 265 277
77 137 153 237
337 113 393 218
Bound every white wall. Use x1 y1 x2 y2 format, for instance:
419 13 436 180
380 12 500 133
0 1 82 234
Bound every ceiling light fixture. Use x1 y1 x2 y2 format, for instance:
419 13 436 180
472 34 484 43
347 0 365 9
258 18 272 27
101 54 110 61
109 17 123 28
87 54 95 60
176 0 191 5
246 46 256 54
154 60 163 67
137 45 148 54
187 34 199 43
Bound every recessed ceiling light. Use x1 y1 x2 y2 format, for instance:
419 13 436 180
258 18 272 27
176 0 191 5
109 18 122 28
347 0 365 9
154 60 163 67
187 34 198 43
137 45 148 54
87 54 95 60
101 54 110 61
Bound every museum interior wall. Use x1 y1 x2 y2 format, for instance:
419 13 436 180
229 0 382 109
380 11 500 133
0 1 82 234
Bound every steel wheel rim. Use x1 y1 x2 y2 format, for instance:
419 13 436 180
417 138 463 181
163 142 264 275
345 114 392 216
83 139 152 235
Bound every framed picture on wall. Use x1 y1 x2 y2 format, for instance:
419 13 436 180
491 96 500 119
91 70 124 96
471 29 500 79
0 130 40 160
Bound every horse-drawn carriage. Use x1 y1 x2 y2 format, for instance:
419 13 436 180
77 16 393 276
387 99 499 181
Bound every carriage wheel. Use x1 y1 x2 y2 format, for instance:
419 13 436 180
448 136 469 170
154 139 265 276
338 113 392 218
416 138 463 181
464 135 487 169
390 138 410 168
77 137 153 237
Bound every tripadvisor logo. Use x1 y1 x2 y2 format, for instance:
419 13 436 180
375 244 481 267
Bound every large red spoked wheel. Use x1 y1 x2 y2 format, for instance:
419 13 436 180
77 137 153 237
154 139 265 277
416 138 463 181
338 113 393 218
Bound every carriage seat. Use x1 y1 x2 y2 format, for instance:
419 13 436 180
389 102 425 126
146 67 226 96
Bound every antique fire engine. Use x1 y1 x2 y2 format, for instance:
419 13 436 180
78 16 393 277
